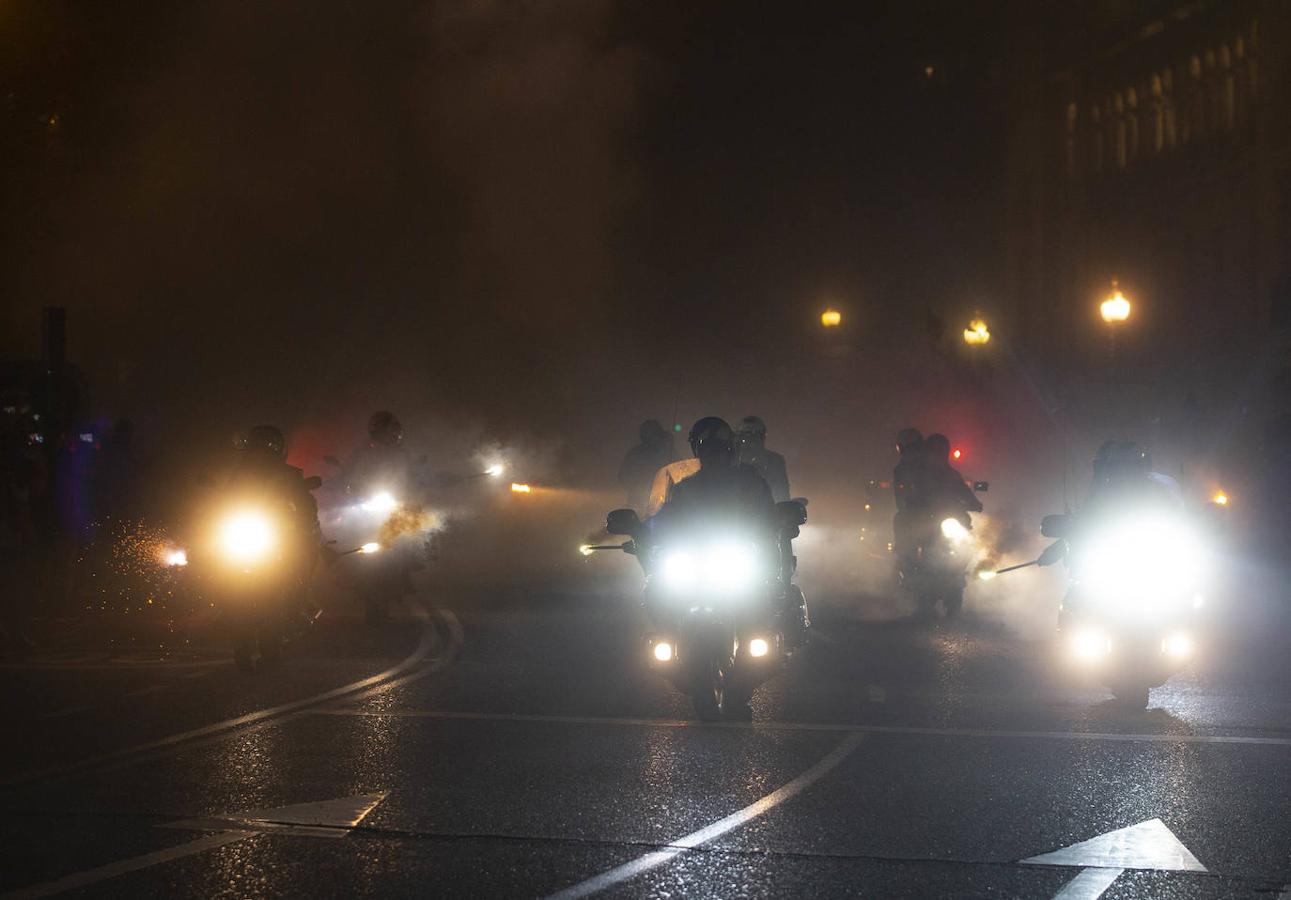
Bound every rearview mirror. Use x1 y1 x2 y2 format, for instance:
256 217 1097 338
606 508 642 536
1040 514 1070 538
777 500 808 528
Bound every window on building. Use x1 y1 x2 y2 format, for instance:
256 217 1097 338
1186 55 1203 141
1219 44 1235 130
1150 74 1165 153
1163 69 1177 149
1065 102 1079 179
1113 92 1127 168
1126 86 1140 160
1090 104 1104 174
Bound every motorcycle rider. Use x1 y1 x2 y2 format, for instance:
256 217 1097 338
1039 440 1181 568
735 415 791 503
618 419 674 512
915 433 983 524
651 416 808 647
227 425 325 630
343 411 412 499
340 411 417 623
653 417 776 529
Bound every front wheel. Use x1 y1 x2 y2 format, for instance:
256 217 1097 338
1112 682 1150 709
692 660 724 722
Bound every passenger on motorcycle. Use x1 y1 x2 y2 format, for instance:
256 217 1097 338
618 419 674 513
735 415 791 503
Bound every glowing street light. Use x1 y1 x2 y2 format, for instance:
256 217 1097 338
820 308 842 328
962 317 991 346
1100 284 1131 324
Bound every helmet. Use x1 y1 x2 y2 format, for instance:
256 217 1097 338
688 416 735 461
368 411 403 447
737 415 767 442
896 428 923 454
1093 440 1151 481
241 425 286 460
639 419 668 444
924 433 951 461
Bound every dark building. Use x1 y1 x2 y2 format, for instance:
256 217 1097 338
1003 0 1290 416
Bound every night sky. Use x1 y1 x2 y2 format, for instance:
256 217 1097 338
2 1 1006 466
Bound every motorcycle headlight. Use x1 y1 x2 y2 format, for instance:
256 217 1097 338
1080 516 1209 609
660 542 759 592
218 511 277 564
940 517 969 543
1070 627 1111 663
361 491 398 514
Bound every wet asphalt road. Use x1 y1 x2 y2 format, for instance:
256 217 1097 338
3 582 1291 899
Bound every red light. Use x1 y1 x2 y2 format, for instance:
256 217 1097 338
952 448 963 460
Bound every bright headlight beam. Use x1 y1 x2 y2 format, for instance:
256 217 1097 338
940 517 969 543
219 511 276 563
361 491 398 514
748 637 770 658
653 641 674 662
360 542 381 555
1071 628 1110 662
163 548 188 567
1163 632 1193 659
486 464 505 477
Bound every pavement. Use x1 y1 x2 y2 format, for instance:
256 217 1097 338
2 580 1291 899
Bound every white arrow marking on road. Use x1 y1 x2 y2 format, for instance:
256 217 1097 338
1021 818 1206 900
3 793 388 899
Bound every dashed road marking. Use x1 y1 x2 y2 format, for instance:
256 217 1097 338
309 707 1291 746
546 733 865 899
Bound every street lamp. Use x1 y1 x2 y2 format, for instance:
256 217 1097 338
820 308 842 328
962 317 991 346
1099 283 1131 324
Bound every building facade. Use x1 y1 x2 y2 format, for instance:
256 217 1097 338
1003 0 1290 411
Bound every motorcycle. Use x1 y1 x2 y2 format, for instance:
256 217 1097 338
1041 511 1208 708
898 510 974 619
606 500 808 721
190 475 324 672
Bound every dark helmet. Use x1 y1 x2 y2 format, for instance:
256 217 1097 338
639 419 668 444
368 411 403 447
241 425 287 460
737 415 767 443
896 427 923 454
688 416 736 461
924 433 951 462
1093 440 1151 481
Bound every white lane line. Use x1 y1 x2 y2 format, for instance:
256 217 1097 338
1 830 255 900
1052 867 1123 899
39 706 91 720
0 610 441 790
309 707 1291 746
547 733 865 899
